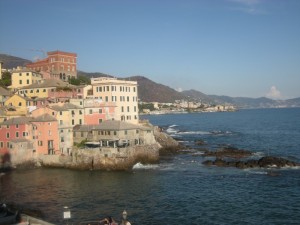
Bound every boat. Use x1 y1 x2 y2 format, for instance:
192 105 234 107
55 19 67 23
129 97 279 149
0 203 20 225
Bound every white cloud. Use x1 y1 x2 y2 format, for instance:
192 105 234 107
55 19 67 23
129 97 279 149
266 86 282 99
176 87 183 92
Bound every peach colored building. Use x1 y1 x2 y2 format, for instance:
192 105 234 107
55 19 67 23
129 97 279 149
26 50 77 81
31 106 73 155
31 114 59 155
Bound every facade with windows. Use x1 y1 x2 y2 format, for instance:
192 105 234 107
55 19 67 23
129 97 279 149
91 77 139 124
26 50 77 81
9 68 43 91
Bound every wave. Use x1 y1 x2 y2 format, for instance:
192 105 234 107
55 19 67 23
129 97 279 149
132 162 160 170
169 124 178 128
178 131 211 135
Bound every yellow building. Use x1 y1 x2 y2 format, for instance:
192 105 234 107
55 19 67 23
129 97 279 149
17 79 74 99
4 94 28 116
9 68 43 91
90 77 139 124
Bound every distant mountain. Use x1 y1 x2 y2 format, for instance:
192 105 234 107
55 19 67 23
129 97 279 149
77 70 113 78
0 54 32 69
128 76 187 103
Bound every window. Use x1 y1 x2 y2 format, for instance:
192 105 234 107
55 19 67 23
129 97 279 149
99 119 103 124
127 96 130 102
19 80 22 85
43 89 46 92
16 124 19 129
27 79 29 84
23 132 28 137
61 137 64 142
81 132 84 137
37 89 39 93
127 106 130 112
52 112 55 116
60 120 63 125
133 87 136 92
79 110 82 115
72 119 74 125
134 106 137 112
99 109 102 113
60 111 62 115
105 96 108 102
7 142 10 148
125 130 128 135
114 131 117 135
0 142 3 148
89 109 93 114
121 106 124 112
19 102 22 106
136 130 139 134
26 73 29 76
107 86 109 91
79 119 82 125
60 129 64 133
19 73 22 76
16 132 19 138
48 130 52 136
6 132 9 138
38 141 43 146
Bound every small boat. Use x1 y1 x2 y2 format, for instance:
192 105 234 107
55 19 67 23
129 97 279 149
0 203 20 225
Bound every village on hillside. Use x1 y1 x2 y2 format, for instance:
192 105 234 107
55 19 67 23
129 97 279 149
0 51 235 170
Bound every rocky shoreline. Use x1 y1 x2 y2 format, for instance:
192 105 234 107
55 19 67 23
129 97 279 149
201 145 300 169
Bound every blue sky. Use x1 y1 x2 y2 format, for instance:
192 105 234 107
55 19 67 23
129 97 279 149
0 0 299 99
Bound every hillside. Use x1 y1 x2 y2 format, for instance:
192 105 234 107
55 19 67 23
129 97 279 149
128 76 188 103
0 54 32 69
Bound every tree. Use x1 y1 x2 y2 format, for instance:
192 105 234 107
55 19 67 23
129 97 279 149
69 76 91 86
0 71 12 87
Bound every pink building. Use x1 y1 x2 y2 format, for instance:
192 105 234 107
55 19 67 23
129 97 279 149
83 100 116 125
0 117 34 157
31 114 59 155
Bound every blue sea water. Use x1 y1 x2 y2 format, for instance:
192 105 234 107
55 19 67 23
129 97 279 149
1 108 300 225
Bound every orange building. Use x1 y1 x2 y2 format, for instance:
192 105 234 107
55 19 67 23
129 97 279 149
26 50 77 81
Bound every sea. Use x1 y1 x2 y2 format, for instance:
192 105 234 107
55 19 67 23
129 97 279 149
1 108 300 225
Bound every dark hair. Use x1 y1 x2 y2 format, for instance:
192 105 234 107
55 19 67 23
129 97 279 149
108 216 112 223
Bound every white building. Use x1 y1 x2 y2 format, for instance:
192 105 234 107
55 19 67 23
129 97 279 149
90 77 139 124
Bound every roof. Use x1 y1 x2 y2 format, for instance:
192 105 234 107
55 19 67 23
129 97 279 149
19 79 75 89
73 120 151 132
50 103 81 111
0 116 32 125
0 87 11 96
31 113 57 122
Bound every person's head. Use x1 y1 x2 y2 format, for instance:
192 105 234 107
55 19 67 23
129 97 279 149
108 216 113 223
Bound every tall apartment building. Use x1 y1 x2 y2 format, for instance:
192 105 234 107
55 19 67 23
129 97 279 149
91 77 139 124
26 50 77 81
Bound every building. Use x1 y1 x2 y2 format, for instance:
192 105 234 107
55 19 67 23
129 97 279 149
0 87 11 106
26 50 77 81
0 117 35 161
9 68 43 91
17 79 81 101
90 77 139 124
0 61 3 79
73 120 155 147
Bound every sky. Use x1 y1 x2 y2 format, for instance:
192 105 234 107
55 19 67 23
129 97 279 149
0 0 299 99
